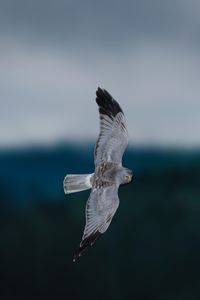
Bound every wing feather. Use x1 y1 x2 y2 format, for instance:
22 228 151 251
73 186 119 262
95 87 128 166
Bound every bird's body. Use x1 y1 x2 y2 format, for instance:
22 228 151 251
63 87 133 262
93 162 124 188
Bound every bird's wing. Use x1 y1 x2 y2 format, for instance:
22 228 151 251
73 185 119 262
94 87 128 166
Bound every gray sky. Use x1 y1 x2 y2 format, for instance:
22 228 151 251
0 0 200 147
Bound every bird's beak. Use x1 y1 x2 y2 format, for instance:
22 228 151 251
129 171 134 182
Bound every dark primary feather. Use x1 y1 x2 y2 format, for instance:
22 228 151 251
96 87 124 119
73 231 102 262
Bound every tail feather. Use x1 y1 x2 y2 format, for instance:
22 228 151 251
63 173 94 194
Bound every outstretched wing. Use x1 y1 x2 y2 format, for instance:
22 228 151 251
73 186 119 262
94 87 128 166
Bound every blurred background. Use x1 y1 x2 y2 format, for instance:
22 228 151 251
0 0 200 299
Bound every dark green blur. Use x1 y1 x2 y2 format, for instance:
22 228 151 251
0 144 200 299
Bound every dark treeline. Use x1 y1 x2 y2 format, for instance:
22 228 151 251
0 145 200 299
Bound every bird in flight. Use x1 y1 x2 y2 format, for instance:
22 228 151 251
63 87 133 262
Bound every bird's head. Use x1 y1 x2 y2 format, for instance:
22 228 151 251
121 168 134 185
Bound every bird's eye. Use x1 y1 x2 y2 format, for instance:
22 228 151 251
124 175 130 181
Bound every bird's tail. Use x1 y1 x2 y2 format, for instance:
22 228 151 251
63 173 94 194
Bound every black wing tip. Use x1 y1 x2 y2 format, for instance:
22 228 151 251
96 87 123 118
73 231 102 262
96 87 112 101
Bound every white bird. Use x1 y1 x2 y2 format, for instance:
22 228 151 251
63 87 133 262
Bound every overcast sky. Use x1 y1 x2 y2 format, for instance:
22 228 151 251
0 0 200 147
